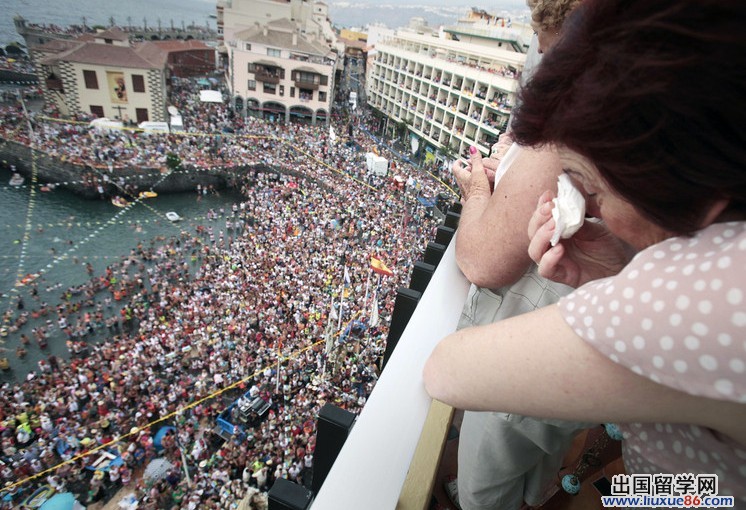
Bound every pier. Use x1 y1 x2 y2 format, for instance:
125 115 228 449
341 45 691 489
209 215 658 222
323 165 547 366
14 15 217 50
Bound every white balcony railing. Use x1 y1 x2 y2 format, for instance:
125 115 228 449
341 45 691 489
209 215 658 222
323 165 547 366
312 242 470 509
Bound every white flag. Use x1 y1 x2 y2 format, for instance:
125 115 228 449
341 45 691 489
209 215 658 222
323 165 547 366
370 291 379 328
343 266 351 288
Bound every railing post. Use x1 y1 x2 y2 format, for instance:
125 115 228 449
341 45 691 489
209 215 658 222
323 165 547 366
268 478 314 510
311 403 357 493
381 287 422 370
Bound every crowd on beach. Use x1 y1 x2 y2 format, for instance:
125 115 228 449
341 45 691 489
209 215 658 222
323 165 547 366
0 75 454 508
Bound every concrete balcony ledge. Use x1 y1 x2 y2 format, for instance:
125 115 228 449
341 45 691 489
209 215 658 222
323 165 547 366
312 242 470 509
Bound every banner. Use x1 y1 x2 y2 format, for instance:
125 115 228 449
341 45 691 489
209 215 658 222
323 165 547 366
107 71 128 104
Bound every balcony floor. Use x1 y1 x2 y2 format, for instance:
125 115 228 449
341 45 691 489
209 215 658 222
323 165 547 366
432 410 625 510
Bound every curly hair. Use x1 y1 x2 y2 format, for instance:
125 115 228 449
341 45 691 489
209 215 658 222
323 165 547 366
527 0 583 31
512 0 746 235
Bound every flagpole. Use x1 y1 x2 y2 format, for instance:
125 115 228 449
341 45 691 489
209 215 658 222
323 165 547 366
276 339 281 394
363 270 371 319
338 265 347 331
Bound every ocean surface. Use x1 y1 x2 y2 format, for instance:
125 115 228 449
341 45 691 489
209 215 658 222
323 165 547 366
0 0 217 47
0 0 528 47
0 167 240 382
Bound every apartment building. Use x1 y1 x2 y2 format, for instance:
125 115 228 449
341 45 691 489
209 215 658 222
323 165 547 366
219 0 339 125
366 11 533 160
228 18 336 124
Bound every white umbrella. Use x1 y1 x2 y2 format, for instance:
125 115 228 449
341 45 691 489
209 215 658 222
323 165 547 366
143 457 175 481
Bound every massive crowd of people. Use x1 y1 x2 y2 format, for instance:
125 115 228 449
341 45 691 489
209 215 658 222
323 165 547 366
0 75 455 508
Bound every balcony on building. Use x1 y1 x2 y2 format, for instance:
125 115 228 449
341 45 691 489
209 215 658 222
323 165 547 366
254 62 283 85
292 67 324 91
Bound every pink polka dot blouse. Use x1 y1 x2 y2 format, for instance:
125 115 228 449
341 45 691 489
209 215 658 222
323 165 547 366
558 222 746 499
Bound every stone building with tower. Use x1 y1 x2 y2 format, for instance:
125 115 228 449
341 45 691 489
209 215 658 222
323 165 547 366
31 27 215 123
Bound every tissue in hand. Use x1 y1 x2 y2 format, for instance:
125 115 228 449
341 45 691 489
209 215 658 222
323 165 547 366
550 174 586 246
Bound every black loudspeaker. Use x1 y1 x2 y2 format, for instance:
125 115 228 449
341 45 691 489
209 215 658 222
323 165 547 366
268 478 313 510
409 260 436 294
382 287 422 370
444 211 461 229
423 241 447 267
435 225 456 246
311 404 356 494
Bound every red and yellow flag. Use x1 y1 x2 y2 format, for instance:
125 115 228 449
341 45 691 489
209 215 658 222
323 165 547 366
370 256 394 277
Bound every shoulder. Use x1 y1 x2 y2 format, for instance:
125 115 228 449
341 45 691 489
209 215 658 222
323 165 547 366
559 222 746 402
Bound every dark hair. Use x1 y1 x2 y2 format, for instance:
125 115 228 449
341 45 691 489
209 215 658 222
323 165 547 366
511 0 746 235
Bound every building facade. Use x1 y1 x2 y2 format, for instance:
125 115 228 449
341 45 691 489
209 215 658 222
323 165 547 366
217 0 335 47
366 11 533 162
228 19 335 124
33 28 168 122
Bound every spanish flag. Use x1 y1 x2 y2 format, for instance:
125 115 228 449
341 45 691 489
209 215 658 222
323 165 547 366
370 256 394 277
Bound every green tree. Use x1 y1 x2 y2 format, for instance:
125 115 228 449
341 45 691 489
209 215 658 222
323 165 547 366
166 152 182 171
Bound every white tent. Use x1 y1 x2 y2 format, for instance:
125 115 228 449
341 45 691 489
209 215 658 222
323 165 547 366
89 118 124 131
365 152 388 177
199 90 223 103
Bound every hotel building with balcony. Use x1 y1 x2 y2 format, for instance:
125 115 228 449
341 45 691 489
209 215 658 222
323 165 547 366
366 10 534 161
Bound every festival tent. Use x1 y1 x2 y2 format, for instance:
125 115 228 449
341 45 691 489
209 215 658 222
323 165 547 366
199 90 223 103
143 457 175 481
89 118 124 131
153 425 176 452
39 492 86 510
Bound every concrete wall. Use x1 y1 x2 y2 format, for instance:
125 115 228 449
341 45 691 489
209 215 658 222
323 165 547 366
0 139 331 199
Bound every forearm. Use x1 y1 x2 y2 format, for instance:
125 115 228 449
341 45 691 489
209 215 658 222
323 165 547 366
455 195 532 287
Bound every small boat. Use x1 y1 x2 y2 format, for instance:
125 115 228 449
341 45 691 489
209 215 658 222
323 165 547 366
22 484 54 508
0 358 9 371
111 196 129 208
40 183 57 192
15 273 39 287
9 172 24 186
166 211 181 222
139 191 158 199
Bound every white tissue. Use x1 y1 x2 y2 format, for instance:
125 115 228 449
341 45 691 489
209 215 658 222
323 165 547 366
550 174 586 246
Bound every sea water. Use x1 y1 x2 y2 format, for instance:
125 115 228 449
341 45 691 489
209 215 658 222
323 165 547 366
0 169 239 381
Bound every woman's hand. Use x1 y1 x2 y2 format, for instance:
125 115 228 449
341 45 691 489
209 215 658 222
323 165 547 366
452 148 499 202
528 191 635 287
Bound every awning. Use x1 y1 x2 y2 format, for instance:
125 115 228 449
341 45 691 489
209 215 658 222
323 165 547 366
293 66 318 74
200 90 223 103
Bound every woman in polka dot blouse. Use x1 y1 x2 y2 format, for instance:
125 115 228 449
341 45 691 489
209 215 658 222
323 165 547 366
425 0 746 501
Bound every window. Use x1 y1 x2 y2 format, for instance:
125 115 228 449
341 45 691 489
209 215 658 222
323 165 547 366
132 74 145 93
245 43 252 51
135 108 149 123
294 71 317 84
320 75 328 86
90 105 104 117
83 70 99 89
247 80 256 91
267 48 281 57
263 83 276 95
279 85 284 97
318 91 327 102
104 38 113 44
248 63 256 72
290 87 295 98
